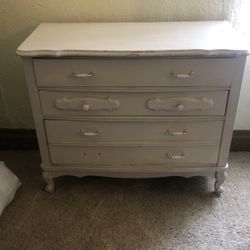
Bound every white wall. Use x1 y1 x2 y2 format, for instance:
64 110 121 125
234 57 250 129
227 0 250 130
0 0 249 129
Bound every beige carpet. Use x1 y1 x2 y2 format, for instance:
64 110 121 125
0 151 249 250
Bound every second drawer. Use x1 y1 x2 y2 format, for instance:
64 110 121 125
40 90 228 116
45 119 224 143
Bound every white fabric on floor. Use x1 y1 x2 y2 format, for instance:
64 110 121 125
0 161 21 216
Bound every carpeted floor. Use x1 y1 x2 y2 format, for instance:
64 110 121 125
0 151 249 250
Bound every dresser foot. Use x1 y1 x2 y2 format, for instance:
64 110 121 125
214 170 227 196
42 171 55 193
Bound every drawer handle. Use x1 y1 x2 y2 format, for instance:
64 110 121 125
147 96 213 111
82 104 90 111
73 72 94 78
172 71 194 78
176 104 184 111
167 129 188 136
81 130 100 136
55 97 120 111
167 153 185 160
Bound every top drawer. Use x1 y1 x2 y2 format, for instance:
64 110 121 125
33 58 235 87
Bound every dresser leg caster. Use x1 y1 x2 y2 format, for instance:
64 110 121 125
42 171 55 193
214 170 227 196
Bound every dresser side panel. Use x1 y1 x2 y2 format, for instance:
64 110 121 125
21 57 50 164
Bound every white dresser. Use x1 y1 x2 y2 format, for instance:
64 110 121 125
17 22 248 195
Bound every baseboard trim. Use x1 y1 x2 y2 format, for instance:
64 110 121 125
0 129 38 150
230 130 250 151
0 129 249 151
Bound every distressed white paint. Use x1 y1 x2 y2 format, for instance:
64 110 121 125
18 22 246 193
17 22 248 57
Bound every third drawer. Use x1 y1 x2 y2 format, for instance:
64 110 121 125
45 119 224 143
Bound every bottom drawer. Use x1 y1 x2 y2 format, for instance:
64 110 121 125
49 144 219 166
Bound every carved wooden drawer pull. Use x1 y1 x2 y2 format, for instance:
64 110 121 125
166 153 185 160
172 71 194 78
54 97 120 111
147 96 214 111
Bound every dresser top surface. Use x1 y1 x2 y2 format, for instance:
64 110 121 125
17 21 249 57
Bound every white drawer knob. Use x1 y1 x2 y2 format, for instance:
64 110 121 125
82 104 90 111
176 104 184 111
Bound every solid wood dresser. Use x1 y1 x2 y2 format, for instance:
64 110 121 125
17 22 248 195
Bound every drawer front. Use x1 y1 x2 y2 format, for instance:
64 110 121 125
45 120 224 143
49 145 219 165
40 91 228 116
34 58 234 87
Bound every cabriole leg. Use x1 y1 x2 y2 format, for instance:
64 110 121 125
42 171 55 193
214 170 227 196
